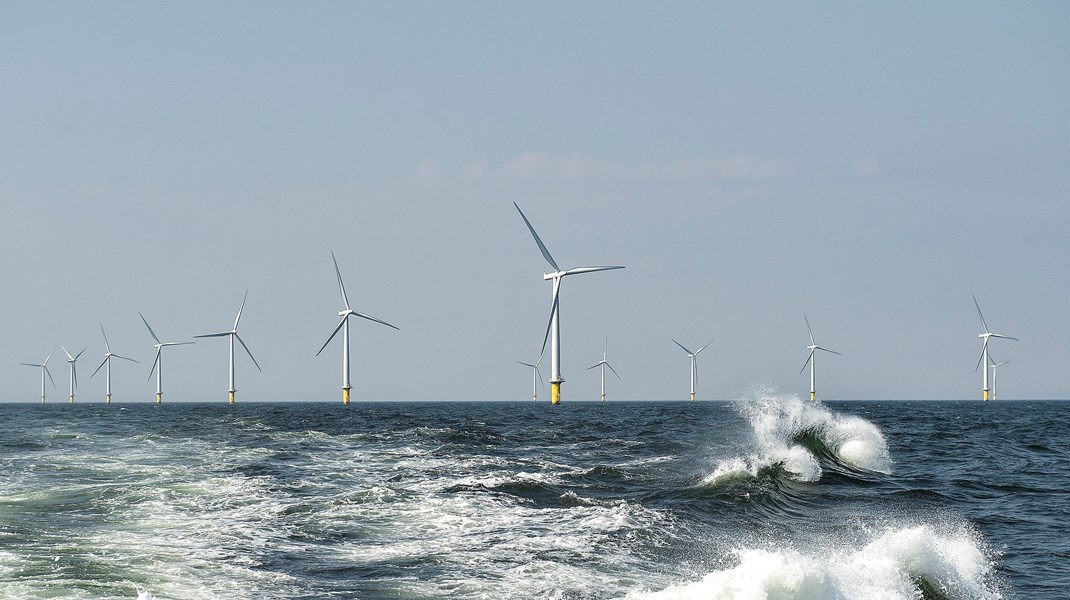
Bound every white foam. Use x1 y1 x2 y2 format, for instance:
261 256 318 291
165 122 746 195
629 525 1001 600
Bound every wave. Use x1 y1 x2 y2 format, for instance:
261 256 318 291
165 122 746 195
628 524 1002 600
705 384 891 484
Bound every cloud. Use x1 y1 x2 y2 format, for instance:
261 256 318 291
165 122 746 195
448 152 796 183
850 156 881 176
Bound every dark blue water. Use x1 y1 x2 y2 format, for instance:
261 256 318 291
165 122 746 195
0 391 1065 599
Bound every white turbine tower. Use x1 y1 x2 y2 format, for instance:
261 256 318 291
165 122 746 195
973 294 1017 402
800 314 841 402
516 354 544 402
317 252 399 405
90 323 139 404
672 338 713 401
587 337 621 402
514 202 624 405
196 290 262 404
20 348 56 403
61 346 86 403
140 313 194 404
989 356 1010 401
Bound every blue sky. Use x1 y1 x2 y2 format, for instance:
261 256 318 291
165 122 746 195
1 2 1067 401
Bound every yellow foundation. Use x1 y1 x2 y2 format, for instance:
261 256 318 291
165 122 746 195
551 382 561 405
156 392 162 404
690 392 695 402
229 390 235 404
343 388 351 405
810 391 816 402
601 394 605 402
983 389 989 401
69 396 74 403
106 394 111 404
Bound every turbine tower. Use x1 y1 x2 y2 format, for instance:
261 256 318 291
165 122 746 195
317 252 399 405
800 314 841 402
61 346 86 403
587 337 621 402
973 294 1017 402
989 356 1010 401
90 323 139 403
196 290 262 404
20 348 56 403
516 354 544 402
673 338 713 401
513 202 624 405
140 313 194 404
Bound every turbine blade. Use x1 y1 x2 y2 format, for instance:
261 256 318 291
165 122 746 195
517 361 536 368
817 346 842 356
974 338 989 372
972 294 989 334
194 332 232 338
561 266 625 276
989 333 1019 341
90 356 108 378
73 364 78 390
535 366 544 389
672 339 694 355
148 350 161 380
606 361 622 381
44 346 56 365
112 354 139 363
694 360 700 386
331 252 352 311
44 366 56 388
317 317 347 356
513 202 560 271
62 346 73 361
800 349 815 374
234 289 249 330
696 339 715 354
162 342 196 347
804 313 815 346
235 334 262 372
540 284 561 355
99 322 113 354
19 363 42 367
587 362 601 370
75 347 86 360
140 313 162 345
352 311 400 331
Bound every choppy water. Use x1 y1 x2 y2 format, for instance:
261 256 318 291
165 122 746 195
0 388 1067 599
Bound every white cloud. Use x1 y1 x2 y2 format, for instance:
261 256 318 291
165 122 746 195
447 152 796 182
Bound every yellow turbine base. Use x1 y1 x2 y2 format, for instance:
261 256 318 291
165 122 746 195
690 392 695 402
983 389 989 402
532 395 537 402
69 396 74 404
41 397 45 404
551 382 561 405
343 388 351 405
601 394 605 402
229 391 235 404
156 393 162 404
811 391 816 402
106 394 111 404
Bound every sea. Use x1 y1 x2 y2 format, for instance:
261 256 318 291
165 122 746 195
0 386 1066 599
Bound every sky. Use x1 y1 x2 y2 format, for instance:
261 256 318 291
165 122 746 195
1 2 1068 402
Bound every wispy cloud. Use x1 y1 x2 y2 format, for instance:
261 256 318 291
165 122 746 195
850 156 881 176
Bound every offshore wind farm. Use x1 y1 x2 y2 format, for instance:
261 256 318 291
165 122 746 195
2 3 1069 600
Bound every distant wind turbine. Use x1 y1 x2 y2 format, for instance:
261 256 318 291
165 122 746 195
514 202 624 405
316 252 398 405
587 337 621 402
20 348 56 403
140 313 194 404
61 346 86 403
673 338 713 401
90 323 139 404
800 314 841 402
973 295 1017 402
988 356 1010 401
196 290 262 404
516 354 544 402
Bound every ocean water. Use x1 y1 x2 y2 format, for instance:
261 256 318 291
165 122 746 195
0 388 1066 599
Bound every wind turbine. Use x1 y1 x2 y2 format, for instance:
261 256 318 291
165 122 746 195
672 338 713 401
195 290 261 404
90 323 139 404
800 314 841 402
516 354 544 402
973 294 1018 402
587 337 621 402
316 252 399 405
20 348 56 403
140 313 194 404
513 202 624 405
61 346 86 403
989 356 1010 401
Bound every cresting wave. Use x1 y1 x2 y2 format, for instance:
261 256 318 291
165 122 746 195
628 524 1003 600
705 385 892 484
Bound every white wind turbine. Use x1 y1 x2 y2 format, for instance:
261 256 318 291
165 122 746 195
514 202 624 405
587 337 621 402
20 348 56 403
673 338 713 401
196 290 261 404
140 313 194 404
800 314 841 402
988 356 1010 401
317 252 399 405
516 354 544 402
90 323 139 404
973 294 1017 402
61 346 87 403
